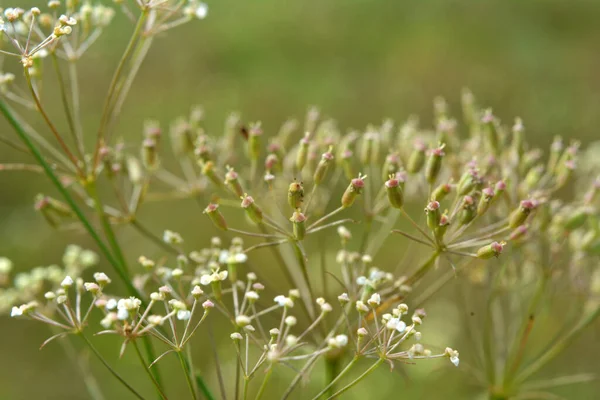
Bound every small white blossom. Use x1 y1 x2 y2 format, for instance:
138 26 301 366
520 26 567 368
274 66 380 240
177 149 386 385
285 335 298 347
219 250 248 264
106 298 117 310
230 332 243 340
274 295 294 308
355 301 369 313
386 318 407 333
0 257 13 274
337 293 350 303
61 276 74 288
177 310 191 321
200 270 228 285
284 316 297 326
235 315 251 327
147 315 163 326
367 293 381 307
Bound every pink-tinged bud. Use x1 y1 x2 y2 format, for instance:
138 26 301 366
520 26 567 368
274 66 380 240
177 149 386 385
476 241 505 259
509 199 537 228
290 211 307 240
241 195 263 223
434 212 450 241
287 181 304 210
482 109 499 154
509 225 528 241
385 177 404 209
204 203 228 231
141 138 159 170
264 154 280 172
431 183 452 202
425 144 446 184
314 147 334 185
224 167 244 197
495 180 507 194
341 174 367 208
407 139 427 174
425 201 441 231
555 159 576 188
458 195 477 226
477 187 495 216
202 300 215 309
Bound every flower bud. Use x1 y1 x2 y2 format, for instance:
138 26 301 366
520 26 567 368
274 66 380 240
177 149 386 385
434 213 450 241
482 109 500 154
224 167 244 197
407 139 426 174
431 183 451 202
287 181 304 210
382 153 401 182
314 147 334 185
204 203 228 231
425 144 445 184
201 161 223 188
425 201 441 231
247 124 262 161
290 210 307 240
511 118 525 160
340 149 356 180
360 131 378 165
296 133 310 172
458 195 477 226
264 153 280 172
477 187 495 216
509 225 528 242
457 168 482 196
341 174 367 208
385 176 404 209
476 241 505 259
509 199 537 228
241 195 263 224
141 138 159 170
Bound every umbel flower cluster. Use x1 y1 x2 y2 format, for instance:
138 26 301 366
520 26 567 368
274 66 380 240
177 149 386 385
1 2 599 400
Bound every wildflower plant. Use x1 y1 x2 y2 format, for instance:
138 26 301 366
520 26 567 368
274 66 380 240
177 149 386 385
1 2 599 399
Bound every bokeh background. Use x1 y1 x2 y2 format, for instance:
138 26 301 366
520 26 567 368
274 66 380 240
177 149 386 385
1 0 600 399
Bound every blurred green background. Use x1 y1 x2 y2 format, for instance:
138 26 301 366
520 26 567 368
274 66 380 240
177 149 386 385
1 0 600 399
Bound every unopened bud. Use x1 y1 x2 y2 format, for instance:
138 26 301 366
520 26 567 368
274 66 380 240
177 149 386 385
287 181 304 210
224 167 244 197
425 144 445 184
477 187 495 216
241 195 263 224
296 133 310 172
314 147 334 185
290 211 307 240
204 203 228 231
509 199 537 228
341 174 367 208
431 183 451 202
385 176 404 209
407 139 427 174
425 201 441 231
476 241 505 259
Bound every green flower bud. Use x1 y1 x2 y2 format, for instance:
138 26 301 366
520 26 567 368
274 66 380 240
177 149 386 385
201 161 223 187
425 201 441 231
141 138 159 170
287 181 304 210
457 167 482 196
477 187 495 216
476 241 505 259
247 124 262 161
434 213 450 241
314 147 334 185
241 195 263 224
458 195 477 226
482 109 499 154
290 210 307 240
431 183 452 202
224 167 244 197
264 153 280 173
341 174 367 208
509 199 537 228
341 149 356 180
407 139 427 174
511 118 525 161
509 225 528 242
204 203 228 231
425 144 445 184
296 133 310 173
382 153 401 182
385 176 404 209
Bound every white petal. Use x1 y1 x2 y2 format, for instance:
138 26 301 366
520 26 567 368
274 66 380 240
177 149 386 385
117 308 129 320
177 310 191 321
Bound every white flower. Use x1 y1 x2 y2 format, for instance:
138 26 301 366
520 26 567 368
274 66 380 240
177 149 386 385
328 334 349 348
284 316 297 326
168 299 187 310
195 3 208 19
117 308 129 320
386 318 406 333
367 293 381 307
450 355 460 367
356 276 367 286
230 332 243 340
445 347 460 367
61 276 74 287
285 335 298 347
235 315 251 327
177 310 191 321
163 230 183 244
274 295 294 308
202 300 214 309
150 292 165 301
219 250 248 264
118 297 142 311
288 289 300 299
245 291 259 301
337 293 350 303
355 301 369 313
172 268 184 278
10 306 23 317
191 285 204 298
84 282 100 293
199 270 228 285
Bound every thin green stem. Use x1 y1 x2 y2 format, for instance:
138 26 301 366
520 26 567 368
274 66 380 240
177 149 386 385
79 333 146 400
312 356 359 400
327 358 384 399
254 366 273 400
133 340 169 400
404 251 440 286
177 351 197 400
